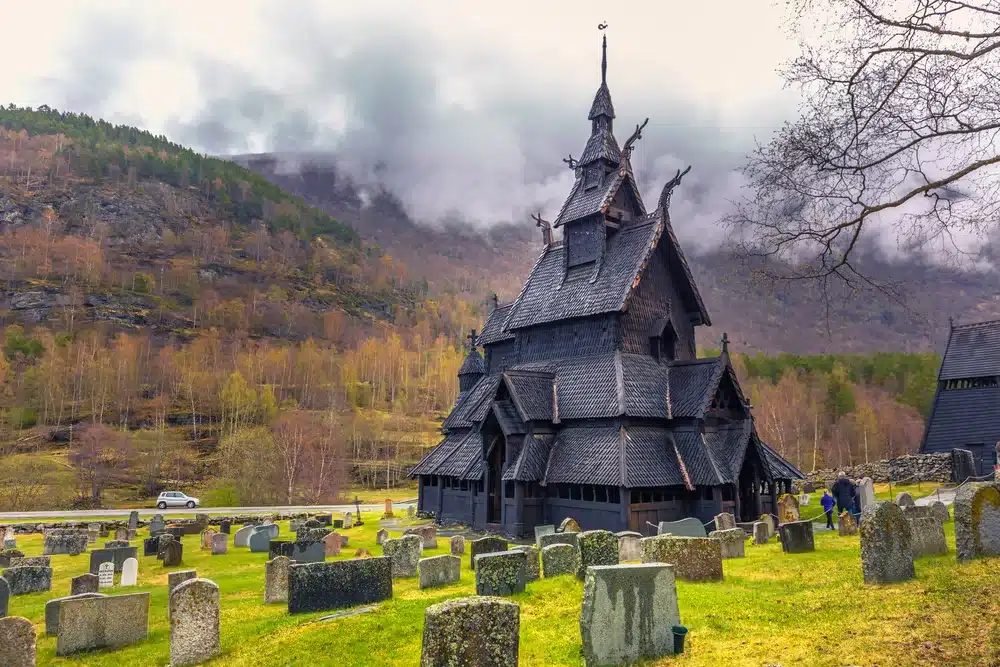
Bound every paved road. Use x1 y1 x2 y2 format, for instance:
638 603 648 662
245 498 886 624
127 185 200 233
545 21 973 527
915 487 957 506
0 501 417 521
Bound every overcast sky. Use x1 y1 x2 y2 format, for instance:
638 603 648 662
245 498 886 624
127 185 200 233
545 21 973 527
7 0 802 246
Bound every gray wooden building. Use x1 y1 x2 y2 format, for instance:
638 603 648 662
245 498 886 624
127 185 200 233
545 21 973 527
410 36 803 536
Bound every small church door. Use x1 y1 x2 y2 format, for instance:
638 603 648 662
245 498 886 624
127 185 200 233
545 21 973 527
487 435 504 523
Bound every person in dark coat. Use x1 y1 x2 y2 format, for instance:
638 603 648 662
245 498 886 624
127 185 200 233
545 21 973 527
831 472 856 515
821 489 836 530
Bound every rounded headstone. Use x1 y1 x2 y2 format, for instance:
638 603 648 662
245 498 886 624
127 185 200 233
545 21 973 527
0 616 35 667
929 501 950 524
169 578 220 667
954 482 1000 562
895 492 915 507
450 535 466 555
558 517 581 533
860 500 915 584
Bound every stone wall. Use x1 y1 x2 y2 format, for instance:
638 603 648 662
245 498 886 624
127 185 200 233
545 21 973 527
801 452 954 487
4 512 314 535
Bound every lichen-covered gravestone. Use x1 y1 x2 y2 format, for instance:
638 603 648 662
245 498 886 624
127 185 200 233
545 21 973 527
954 482 1000 562
777 494 800 524
474 550 527 596
0 616 35 667
162 540 183 567
156 535 176 561
838 511 858 536
580 564 681 666
10 556 50 568
71 573 99 595
404 525 438 549
420 597 519 667
538 532 579 551
287 557 393 614
45 593 106 636
558 517 581 533
170 578 220 667
542 543 580 578
860 501 915 584
778 520 815 554
895 492 915 507
104 540 130 550
510 545 540 582
168 570 197 602
713 512 737 531
640 535 723 582
616 532 642 562
0 576 8 616
450 535 465 555
752 522 769 545
55 592 149 656
929 501 950 524
577 530 619 579
709 528 745 559
4 565 53 594
469 536 508 571
418 555 461 589
264 556 291 604
908 516 947 557
384 534 422 578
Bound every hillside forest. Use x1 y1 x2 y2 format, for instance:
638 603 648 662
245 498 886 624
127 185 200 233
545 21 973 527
0 105 942 511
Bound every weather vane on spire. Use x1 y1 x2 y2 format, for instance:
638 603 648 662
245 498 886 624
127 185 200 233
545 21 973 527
598 22 608 84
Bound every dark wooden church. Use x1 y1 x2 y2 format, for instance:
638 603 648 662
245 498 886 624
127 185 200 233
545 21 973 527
920 318 1000 477
410 36 804 536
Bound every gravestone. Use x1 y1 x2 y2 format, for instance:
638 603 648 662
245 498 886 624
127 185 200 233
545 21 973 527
333 519 344 529
289 519 302 534
778 520 815 553
55 592 149 656
10 556 49 568
0 616 35 667
929 501 950 523
421 597 519 667
99 525 110 538
71 573 99 595
339 534 350 547
709 528 746 559
149 516 165 535
752 522 769 545
287 557 393 614
384 534 422 578
901 505 931 519
121 557 138 586
542 543 581 577
165 526 185 539
265 556 291 604
580 564 681 666
170 578 220 667
3 566 53 594
211 533 227 555
954 482 1000 562
162 540 183 567
0 576 7 616
860 501 915 583
951 448 976 483
777 494 800 524
859 478 876 510
558 517 581 533
115 527 129 542
98 561 114 589
255 523 279 540
713 512 737 531
315 514 332 526
3 538 15 549
798 493 811 506
538 532 579 551
168 570 197 600
839 512 859 536
469 536 508 570
289 541 325 563
249 528 273 553
89 546 137 574
234 525 254 548
895 492 915 507
577 530 619 579
344 512 353 529
534 524 556 548
761 514 777 537
404 525 438 549
104 540 130 549
511 545 540 582
156 535 176 560
908 516 948 557
450 535 466 555
474 550 527 596
128 510 139 533
45 592 106 635
219 521 231 535
383 499 393 518
407 505 415 517
418 554 461 589
302 518 322 530
200 530 216 550
616 532 643 562
376 529 389 546
640 535 723 582
656 517 707 538
143 536 160 557
87 528 98 546
0 549 23 567
43 530 88 556
323 532 342 557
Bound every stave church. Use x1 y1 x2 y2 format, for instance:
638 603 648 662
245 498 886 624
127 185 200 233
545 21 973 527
410 35 804 536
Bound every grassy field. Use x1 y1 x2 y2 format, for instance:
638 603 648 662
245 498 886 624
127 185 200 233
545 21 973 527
5 507 1000 666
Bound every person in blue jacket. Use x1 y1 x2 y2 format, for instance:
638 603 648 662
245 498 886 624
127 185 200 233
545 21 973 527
821 488 836 530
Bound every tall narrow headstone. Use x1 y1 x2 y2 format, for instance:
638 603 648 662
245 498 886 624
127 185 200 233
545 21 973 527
0 576 8 617
0 616 35 667
98 562 114 589
777 494 800 524
120 558 138 587
265 556 291 604
860 501 915 584
420 597 519 667
170 578 221 667
858 478 876 511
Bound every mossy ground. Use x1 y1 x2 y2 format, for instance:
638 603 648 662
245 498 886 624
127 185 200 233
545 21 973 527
6 511 1000 666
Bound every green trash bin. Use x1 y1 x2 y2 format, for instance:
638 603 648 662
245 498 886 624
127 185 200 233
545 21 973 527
672 625 688 654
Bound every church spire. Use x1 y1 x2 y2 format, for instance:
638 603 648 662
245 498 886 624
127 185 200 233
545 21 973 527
601 33 607 85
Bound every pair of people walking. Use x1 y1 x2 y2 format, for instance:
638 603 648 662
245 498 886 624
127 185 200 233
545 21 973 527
822 472 857 530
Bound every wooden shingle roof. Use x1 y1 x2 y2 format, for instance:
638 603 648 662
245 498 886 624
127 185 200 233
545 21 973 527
939 319 1000 380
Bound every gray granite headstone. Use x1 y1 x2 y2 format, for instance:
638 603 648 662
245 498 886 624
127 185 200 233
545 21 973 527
577 530 619 579
55 592 149 656
265 557 291 604
88 547 137 574
143 536 159 557
955 482 1000 562
469 536 508 570
709 527 747 559
541 543 580 577
534 524 556 548
895 492 915 507
234 525 254 548
420 597 519 667
128 511 139 532
450 535 465 555
752 522 769 545
170 578 220 667
375 529 389 546
510 544 540 582
580 564 680 666
104 540 130 549
43 530 88 556
860 501 915 583
538 532 579 551
0 550 25 568
640 535 723 582
45 592 106 635
71 573 99 595
249 528 273 553
211 533 227 555
0 615 35 667
951 448 976 483
403 525 438 549
162 540 183 567
713 512 737 531
418 554 461 589
929 501 950 524
168 570 197 599
656 517 707 538
778 521 815 553
2 566 52 595
908 516 947 557
287 557 393 614
149 516 166 535
384 534 423 578
474 550 527 596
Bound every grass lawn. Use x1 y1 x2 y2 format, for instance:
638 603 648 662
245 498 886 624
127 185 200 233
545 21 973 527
6 510 1000 666
873 481 944 503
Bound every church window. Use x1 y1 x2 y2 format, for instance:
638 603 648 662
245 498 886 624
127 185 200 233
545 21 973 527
595 486 607 502
505 482 515 498
944 376 999 390
570 486 582 501
583 485 595 502
460 480 469 491
703 487 714 500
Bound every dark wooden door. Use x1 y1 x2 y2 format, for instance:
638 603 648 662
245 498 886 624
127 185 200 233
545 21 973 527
487 436 503 523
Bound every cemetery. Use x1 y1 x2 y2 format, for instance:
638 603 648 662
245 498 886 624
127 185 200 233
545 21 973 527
0 483 997 665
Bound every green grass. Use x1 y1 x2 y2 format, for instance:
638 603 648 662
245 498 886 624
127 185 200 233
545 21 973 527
874 481 943 503
6 512 1000 666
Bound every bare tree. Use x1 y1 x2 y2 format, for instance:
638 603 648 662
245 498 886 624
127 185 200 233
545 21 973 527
728 0 1000 298
68 423 135 506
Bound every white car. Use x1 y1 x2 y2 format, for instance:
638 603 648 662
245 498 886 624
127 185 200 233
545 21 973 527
156 491 200 509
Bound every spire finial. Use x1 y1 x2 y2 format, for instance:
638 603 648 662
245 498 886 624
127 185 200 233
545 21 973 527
599 23 608 84
721 332 730 354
